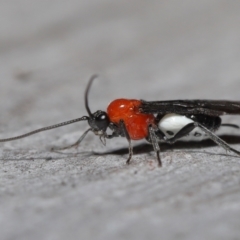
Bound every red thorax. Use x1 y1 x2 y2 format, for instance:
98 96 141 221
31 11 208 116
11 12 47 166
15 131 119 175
107 99 155 140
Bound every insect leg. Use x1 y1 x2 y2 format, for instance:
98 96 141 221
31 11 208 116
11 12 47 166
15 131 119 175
153 128 166 141
195 122 240 155
221 123 239 129
153 123 196 144
118 120 133 165
148 125 162 167
51 128 92 151
166 123 195 144
105 128 121 142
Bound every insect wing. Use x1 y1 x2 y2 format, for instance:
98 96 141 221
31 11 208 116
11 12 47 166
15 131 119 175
140 100 240 116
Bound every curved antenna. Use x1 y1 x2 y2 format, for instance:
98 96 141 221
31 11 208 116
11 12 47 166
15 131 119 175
85 74 98 116
0 116 89 142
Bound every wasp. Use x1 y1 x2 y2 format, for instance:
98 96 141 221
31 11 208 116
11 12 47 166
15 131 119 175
1 75 240 166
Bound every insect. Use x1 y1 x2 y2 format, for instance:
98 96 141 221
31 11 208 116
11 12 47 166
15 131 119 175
0 75 240 166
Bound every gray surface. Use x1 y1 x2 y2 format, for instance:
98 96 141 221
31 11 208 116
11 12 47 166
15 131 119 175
1 1 240 240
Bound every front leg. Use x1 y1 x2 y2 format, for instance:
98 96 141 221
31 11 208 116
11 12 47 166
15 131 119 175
51 128 92 151
105 122 124 139
106 120 133 165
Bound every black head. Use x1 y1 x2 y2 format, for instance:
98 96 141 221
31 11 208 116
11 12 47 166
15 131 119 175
84 75 110 138
0 75 110 146
88 110 110 134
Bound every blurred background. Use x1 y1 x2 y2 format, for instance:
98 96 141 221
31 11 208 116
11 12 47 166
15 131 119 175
1 1 240 126
1 1 240 240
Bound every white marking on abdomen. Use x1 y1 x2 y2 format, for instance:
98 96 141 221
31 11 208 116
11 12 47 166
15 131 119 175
158 113 207 141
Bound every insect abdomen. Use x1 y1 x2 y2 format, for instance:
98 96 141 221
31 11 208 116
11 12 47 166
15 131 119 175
190 114 221 131
158 114 193 138
158 113 222 141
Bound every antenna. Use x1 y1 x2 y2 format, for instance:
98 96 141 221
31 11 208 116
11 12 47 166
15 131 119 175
0 75 99 142
85 74 98 116
0 116 89 142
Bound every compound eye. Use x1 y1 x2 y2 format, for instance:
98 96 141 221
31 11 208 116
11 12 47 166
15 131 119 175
94 111 110 131
98 113 108 121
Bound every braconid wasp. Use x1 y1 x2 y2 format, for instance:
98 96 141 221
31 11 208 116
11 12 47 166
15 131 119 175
1 75 240 166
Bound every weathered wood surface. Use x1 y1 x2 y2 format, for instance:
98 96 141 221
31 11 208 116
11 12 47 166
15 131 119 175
1 1 240 239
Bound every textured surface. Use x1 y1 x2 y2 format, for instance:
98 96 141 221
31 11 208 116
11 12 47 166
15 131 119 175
1 1 240 240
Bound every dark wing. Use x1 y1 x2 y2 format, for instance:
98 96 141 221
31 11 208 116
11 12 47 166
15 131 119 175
139 100 240 116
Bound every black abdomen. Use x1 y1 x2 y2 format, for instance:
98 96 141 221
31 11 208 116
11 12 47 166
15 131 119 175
188 114 221 131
